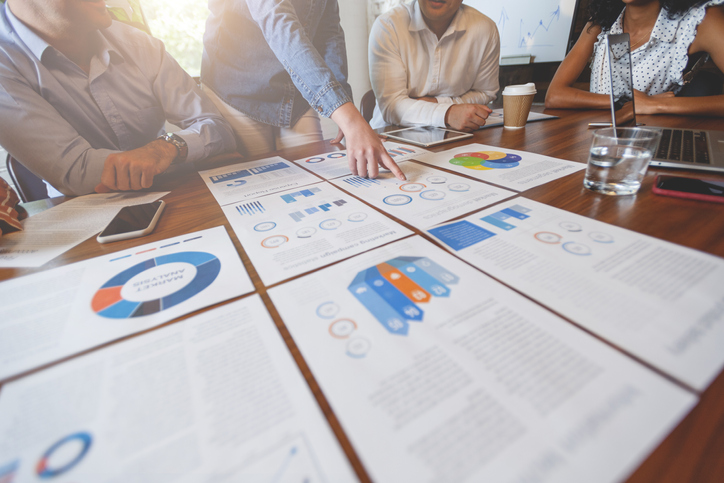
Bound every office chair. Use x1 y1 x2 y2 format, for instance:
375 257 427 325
6 154 48 203
360 89 377 123
677 52 724 97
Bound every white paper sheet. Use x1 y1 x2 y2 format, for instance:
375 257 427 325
293 142 430 180
222 182 412 286
415 142 585 191
479 109 558 129
427 198 724 391
0 226 253 381
0 295 358 483
268 236 696 483
198 156 320 206
0 192 168 268
329 162 515 229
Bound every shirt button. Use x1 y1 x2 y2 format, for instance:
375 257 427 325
316 107 323 113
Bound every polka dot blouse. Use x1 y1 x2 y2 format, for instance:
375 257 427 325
589 0 723 96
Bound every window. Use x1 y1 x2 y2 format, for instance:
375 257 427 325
142 0 209 77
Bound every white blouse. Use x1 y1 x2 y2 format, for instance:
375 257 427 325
589 0 723 96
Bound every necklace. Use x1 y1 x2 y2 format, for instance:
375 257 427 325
622 9 658 50
628 27 653 50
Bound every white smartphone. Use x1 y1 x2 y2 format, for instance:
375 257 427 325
97 200 165 244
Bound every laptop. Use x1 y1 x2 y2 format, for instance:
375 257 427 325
605 33 724 172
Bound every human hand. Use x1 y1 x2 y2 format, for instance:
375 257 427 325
633 89 675 115
444 104 492 131
331 102 406 180
95 139 178 192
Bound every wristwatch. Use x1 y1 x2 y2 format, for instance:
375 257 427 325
158 132 188 164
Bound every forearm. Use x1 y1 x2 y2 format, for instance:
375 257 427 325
652 95 724 117
545 85 610 110
452 90 495 105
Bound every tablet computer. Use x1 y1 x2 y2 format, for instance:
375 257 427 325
383 126 473 148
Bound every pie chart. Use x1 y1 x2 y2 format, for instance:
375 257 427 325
91 252 220 319
450 151 521 170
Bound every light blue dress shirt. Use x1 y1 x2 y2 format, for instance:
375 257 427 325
201 0 353 128
0 3 236 196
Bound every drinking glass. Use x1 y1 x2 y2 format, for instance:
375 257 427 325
584 127 662 195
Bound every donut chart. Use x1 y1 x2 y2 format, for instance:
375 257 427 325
36 432 92 478
91 252 220 319
450 151 521 170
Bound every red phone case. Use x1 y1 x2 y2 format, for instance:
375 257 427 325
652 175 724 204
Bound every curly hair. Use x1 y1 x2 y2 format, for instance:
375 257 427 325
588 0 709 30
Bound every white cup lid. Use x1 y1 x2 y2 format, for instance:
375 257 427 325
502 82 537 95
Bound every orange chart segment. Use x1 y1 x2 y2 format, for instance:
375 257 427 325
377 263 431 304
91 286 123 313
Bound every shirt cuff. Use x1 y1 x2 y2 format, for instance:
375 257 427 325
435 96 454 104
173 131 203 163
312 82 353 118
432 104 453 128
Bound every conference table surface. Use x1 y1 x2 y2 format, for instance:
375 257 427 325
2 108 724 483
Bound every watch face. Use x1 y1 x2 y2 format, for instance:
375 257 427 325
162 133 188 162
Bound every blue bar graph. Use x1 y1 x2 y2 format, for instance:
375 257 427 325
501 208 530 220
343 177 381 188
235 201 266 216
211 161 290 184
281 187 321 203
509 204 532 214
482 215 515 230
288 199 347 222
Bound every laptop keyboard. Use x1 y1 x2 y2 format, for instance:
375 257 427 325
656 129 710 164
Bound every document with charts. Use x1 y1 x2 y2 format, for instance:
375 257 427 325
329 163 515 229
198 156 320 206
0 296 358 483
415 143 584 191
222 182 412 286
268 237 695 483
478 109 557 129
0 191 167 268
427 199 724 391
293 142 430 180
0 226 253 381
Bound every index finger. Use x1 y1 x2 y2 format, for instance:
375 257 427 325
380 154 406 181
475 105 493 118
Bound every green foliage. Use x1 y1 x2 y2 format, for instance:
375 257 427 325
143 0 209 77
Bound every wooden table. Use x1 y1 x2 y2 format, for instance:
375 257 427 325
2 109 724 482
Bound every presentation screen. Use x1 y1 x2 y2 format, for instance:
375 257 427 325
465 0 578 63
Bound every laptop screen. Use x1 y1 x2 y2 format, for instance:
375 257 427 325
606 33 637 127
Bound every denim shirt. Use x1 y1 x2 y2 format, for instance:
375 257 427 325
202 0 353 128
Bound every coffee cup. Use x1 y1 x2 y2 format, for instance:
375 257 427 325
502 83 536 129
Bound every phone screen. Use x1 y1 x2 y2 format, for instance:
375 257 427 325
656 176 724 197
99 201 164 237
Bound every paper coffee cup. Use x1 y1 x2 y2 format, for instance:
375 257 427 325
502 83 536 129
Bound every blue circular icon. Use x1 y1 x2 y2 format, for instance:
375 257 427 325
383 194 412 206
37 432 92 478
254 222 276 232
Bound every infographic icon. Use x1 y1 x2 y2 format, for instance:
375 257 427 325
91 252 220 318
449 151 522 170
348 257 459 336
36 432 92 478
